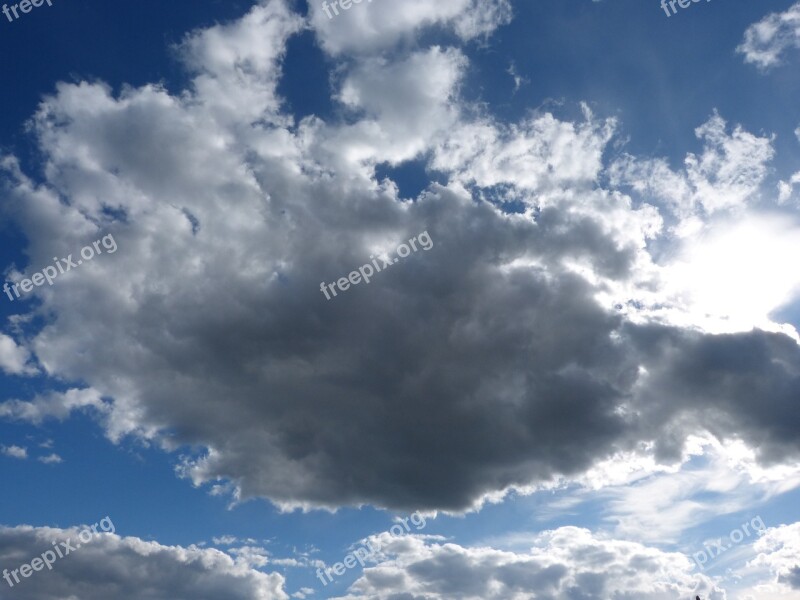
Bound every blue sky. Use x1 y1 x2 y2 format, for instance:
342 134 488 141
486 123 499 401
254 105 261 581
1 1 800 598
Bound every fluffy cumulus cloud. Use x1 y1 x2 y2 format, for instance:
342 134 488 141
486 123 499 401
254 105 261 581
309 0 512 55
1 445 28 459
0 388 106 425
0 333 35 376
754 523 800 584
330 527 724 600
0 525 288 599
0 0 799 517
325 45 469 167
738 1 800 69
609 112 774 219
432 104 615 194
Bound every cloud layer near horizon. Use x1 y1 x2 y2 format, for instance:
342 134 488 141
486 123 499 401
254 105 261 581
3 519 799 599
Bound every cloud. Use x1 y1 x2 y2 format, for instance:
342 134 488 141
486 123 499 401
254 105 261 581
37 453 63 464
657 215 800 336
609 112 774 219
177 0 303 127
607 114 800 338
0 525 288 599
738 2 800 69
432 104 615 195
1 0 799 514
229 545 271 569
212 535 241 546
0 333 36 376
330 528 725 599
1 445 28 459
309 0 512 56
0 389 107 426
778 174 800 204
594 437 800 544
737 522 800 596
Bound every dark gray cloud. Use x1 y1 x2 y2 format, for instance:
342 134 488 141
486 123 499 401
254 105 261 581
628 325 800 465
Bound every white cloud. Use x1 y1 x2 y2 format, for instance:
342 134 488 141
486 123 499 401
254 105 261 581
331 528 725 599
229 545 271 569
309 0 512 56
778 171 800 204
432 104 615 195
0 388 107 426
747 522 800 594
324 46 468 169
1 445 28 459
598 437 800 544
738 2 800 69
507 436 800 549
38 453 64 464
178 0 303 126
212 535 240 546
686 114 775 214
707 522 800 598
0 333 35 376
609 112 774 219
606 114 800 338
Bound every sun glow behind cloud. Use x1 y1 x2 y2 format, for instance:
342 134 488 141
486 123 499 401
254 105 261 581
662 215 800 338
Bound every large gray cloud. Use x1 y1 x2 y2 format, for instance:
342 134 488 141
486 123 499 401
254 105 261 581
0 0 799 514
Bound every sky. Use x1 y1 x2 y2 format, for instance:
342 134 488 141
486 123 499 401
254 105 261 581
0 0 799 598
